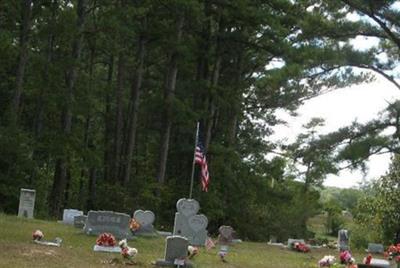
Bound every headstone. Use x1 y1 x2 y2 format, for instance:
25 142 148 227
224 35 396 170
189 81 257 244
133 210 156 235
358 258 390 268
218 225 234 245
155 236 191 267
18 188 36 219
83 211 133 239
367 243 384 254
34 237 62 247
173 198 208 246
338 229 349 251
74 215 87 228
93 245 121 253
62 209 83 225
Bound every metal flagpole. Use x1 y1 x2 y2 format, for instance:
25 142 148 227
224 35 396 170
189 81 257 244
189 122 200 199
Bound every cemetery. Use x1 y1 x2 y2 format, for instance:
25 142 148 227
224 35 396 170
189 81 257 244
0 193 398 267
1 0 400 267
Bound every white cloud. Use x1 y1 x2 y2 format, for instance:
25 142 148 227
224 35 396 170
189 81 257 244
272 76 400 188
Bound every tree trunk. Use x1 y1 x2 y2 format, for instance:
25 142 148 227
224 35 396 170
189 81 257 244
49 0 86 217
204 55 221 152
204 18 223 152
104 56 114 182
11 0 33 123
156 16 184 185
121 26 146 187
113 53 125 182
87 167 97 210
29 0 57 185
227 54 243 146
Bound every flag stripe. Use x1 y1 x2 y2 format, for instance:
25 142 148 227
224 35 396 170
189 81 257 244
195 144 209 192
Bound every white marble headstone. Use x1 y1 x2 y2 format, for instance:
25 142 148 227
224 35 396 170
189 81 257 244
63 209 83 225
18 188 36 219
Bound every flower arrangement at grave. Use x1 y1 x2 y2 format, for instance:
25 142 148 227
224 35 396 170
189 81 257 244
318 255 336 267
364 253 372 265
339 250 353 264
292 241 310 253
385 244 400 267
96 233 117 247
119 239 138 263
188 245 199 259
218 245 229 262
32 230 44 241
129 218 141 232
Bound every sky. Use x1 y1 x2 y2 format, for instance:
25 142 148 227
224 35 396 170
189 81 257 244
272 76 400 188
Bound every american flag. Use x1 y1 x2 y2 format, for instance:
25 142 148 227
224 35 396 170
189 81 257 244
195 140 209 192
205 237 215 250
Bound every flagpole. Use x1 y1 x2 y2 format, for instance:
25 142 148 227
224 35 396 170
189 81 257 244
189 122 200 199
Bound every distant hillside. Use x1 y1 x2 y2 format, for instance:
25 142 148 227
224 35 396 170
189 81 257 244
319 186 363 212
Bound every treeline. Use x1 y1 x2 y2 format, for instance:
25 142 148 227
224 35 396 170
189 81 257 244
0 0 389 241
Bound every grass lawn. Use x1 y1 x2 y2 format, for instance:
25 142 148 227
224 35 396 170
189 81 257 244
0 214 381 267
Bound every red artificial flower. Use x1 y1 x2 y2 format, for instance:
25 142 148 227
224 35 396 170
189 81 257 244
365 254 372 264
121 247 130 258
96 233 116 247
294 242 310 253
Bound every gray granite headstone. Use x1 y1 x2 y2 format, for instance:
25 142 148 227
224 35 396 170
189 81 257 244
133 210 155 235
74 215 87 228
83 210 133 239
62 209 83 225
155 236 191 267
173 198 208 246
218 225 234 245
368 243 384 254
338 229 349 251
18 188 36 219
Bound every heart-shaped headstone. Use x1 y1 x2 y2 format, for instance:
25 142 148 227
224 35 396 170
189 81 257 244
133 210 155 226
176 198 199 217
188 214 208 233
219 225 233 239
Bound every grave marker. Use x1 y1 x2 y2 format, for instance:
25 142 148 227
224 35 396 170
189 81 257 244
155 236 191 267
62 209 83 225
83 211 133 239
18 188 35 219
338 229 350 251
173 198 208 246
133 210 156 235
74 215 87 228
367 243 384 254
218 225 234 245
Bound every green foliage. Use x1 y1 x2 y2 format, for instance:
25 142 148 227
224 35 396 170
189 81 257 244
349 222 381 250
320 187 363 213
352 155 400 244
323 199 344 235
